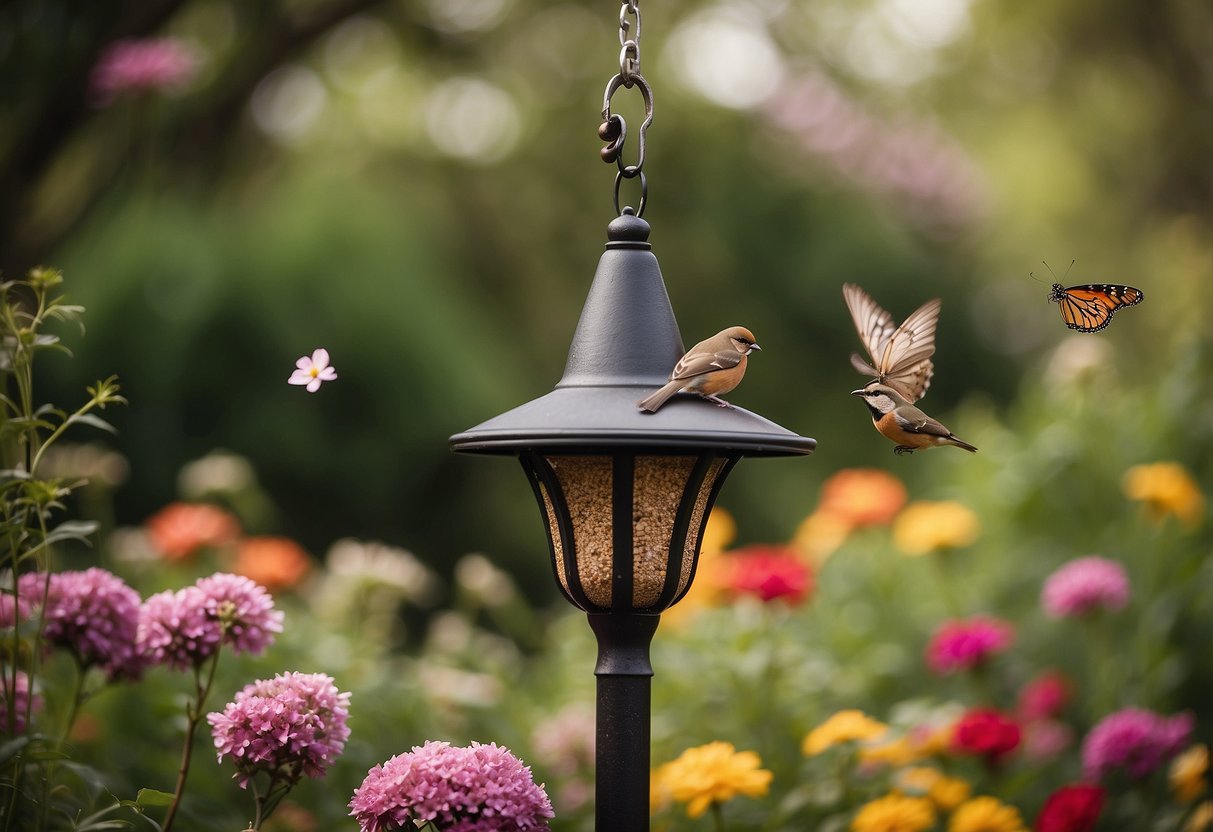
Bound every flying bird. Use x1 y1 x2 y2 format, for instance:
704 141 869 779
851 383 978 455
637 326 760 413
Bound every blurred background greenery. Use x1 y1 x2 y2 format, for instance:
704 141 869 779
4 0 1210 594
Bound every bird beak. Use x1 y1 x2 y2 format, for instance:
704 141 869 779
850 389 865 396
749 343 761 352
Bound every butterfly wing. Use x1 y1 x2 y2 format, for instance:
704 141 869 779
1052 284 1144 333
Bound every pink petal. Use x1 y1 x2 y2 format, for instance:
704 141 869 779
318 367 337 381
306 377 322 392
295 356 312 370
289 371 312 385
311 348 330 369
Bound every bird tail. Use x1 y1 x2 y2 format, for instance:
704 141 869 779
949 436 978 453
638 380 683 413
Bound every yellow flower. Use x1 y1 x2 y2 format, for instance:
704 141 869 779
701 507 737 554
893 501 981 555
1185 801 1213 832
947 796 1027 832
792 510 852 567
803 710 889 756
896 767 971 811
851 793 937 832
1172 745 1210 804
1123 462 1205 528
653 741 772 819
859 736 926 768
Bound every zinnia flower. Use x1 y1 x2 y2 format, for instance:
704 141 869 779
1041 556 1130 618
851 793 937 832
145 502 240 560
349 740 553 832
893 500 981 555
949 796 1026 832
1034 784 1105 832
1122 462 1205 528
926 616 1014 674
897 768 971 811
792 509 852 565
652 741 772 819
91 38 197 102
1017 671 1072 722
816 468 908 528
1171 745 1209 803
289 348 338 392
0 670 41 734
25 568 143 679
232 536 312 591
803 710 888 756
208 671 351 788
723 545 813 604
951 709 1021 763
1081 707 1193 781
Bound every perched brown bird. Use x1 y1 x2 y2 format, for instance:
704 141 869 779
637 326 760 413
851 383 977 455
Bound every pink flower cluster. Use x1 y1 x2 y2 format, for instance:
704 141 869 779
724 545 814 605
22 568 143 679
0 670 41 734
1081 707 1193 781
90 38 197 102
208 671 351 787
1042 556 1131 618
349 741 554 832
925 615 1014 674
138 573 283 669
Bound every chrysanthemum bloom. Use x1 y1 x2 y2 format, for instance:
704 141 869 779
896 768 971 812
653 741 772 819
1041 556 1130 618
1034 784 1105 832
926 616 1014 675
803 710 888 756
893 501 980 555
1017 671 1073 722
1122 461 1205 528
349 740 553 832
289 348 338 392
1081 707 1193 781
951 709 1021 763
850 793 936 832
25 568 143 679
145 502 240 560
90 38 197 102
948 796 1026 832
208 671 351 788
0 670 41 734
1171 744 1209 803
232 537 311 591
817 468 908 528
724 545 813 605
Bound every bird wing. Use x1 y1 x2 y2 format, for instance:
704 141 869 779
894 407 954 438
670 347 742 380
843 284 897 370
843 285 940 402
886 359 935 403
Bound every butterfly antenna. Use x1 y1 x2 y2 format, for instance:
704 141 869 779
1063 259 1075 281
1041 260 1060 281
1028 269 1046 284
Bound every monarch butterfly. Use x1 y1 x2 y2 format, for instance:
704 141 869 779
842 283 939 402
1048 283 1144 333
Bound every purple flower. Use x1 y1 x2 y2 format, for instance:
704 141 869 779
23 568 143 679
1082 708 1193 781
90 38 197 102
138 573 282 669
349 741 554 832
208 671 351 788
925 615 1015 674
0 670 42 734
1042 556 1131 617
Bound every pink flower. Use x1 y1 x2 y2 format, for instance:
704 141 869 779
1035 784 1105 832
289 348 338 392
90 38 197 102
1041 556 1130 618
951 708 1021 763
1018 671 1073 722
925 615 1014 674
0 670 42 734
349 741 554 832
724 545 814 604
1023 720 1075 761
138 573 283 669
1081 708 1193 781
23 568 143 679
208 671 351 788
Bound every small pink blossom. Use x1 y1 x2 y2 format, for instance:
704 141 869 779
208 671 351 788
1082 708 1193 781
289 348 338 392
925 615 1014 675
1018 671 1073 722
0 670 42 734
1023 720 1075 761
1042 556 1130 617
91 38 197 102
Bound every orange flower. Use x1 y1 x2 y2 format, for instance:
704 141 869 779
1123 462 1205 528
792 510 852 567
233 536 311 591
817 468 907 528
145 502 240 560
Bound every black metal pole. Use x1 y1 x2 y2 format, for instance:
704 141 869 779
587 612 659 832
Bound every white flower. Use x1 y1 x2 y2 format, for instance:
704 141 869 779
289 348 337 392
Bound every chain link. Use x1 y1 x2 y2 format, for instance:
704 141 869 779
598 0 654 217
618 0 641 82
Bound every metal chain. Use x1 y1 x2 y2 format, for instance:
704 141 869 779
598 0 654 217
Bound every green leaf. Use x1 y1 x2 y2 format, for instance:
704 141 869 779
65 412 118 434
0 734 32 765
133 789 175 808
46 520 99 547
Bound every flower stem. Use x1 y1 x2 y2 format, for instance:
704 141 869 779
162 649 223 832
711 801 726 832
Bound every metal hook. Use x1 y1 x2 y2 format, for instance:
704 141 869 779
601 72 654 179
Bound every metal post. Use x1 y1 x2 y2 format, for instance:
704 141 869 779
587 612 660 832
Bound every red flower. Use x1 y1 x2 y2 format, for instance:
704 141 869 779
724 545 813 605
951 708 1021 762
1035 784 1105 832
146 502 240 560
1018 671 1073 722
